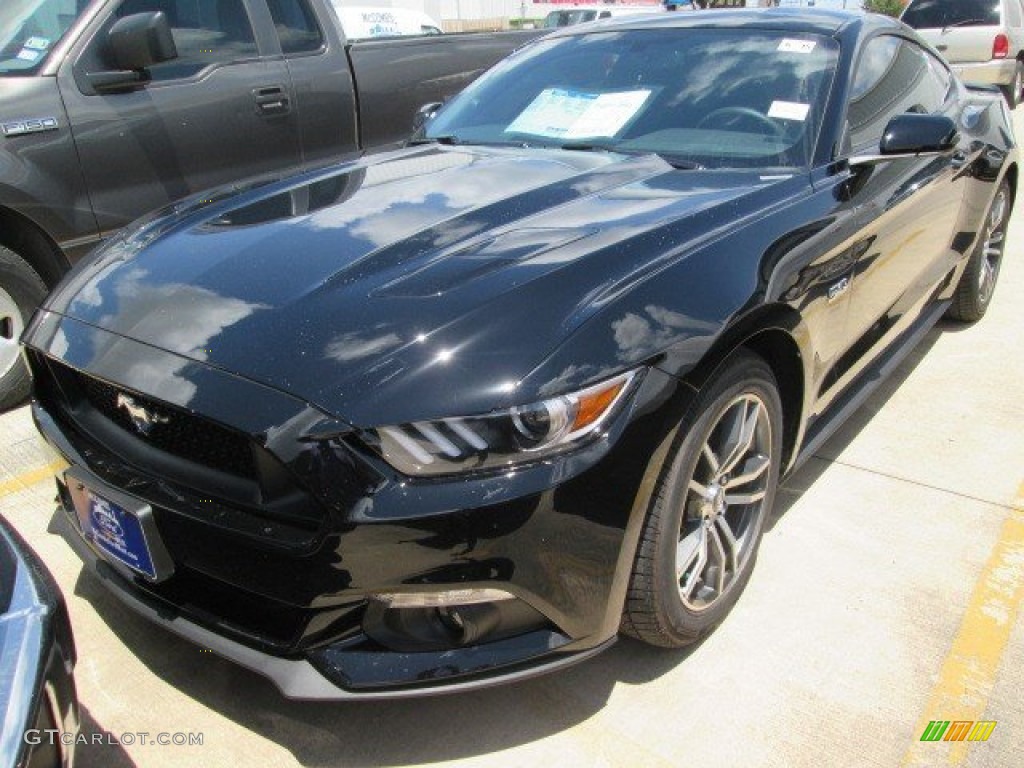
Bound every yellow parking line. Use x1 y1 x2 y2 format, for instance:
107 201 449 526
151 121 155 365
902 481 1024 765
0 460 65 498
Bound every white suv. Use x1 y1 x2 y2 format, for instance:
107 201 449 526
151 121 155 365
902 0 1024 107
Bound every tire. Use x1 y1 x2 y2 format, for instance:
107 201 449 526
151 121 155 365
1001 61 1022 109
946 179 1010 323
622 349 783 648
0 246 47 411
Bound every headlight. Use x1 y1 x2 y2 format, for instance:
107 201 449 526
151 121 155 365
368 370 639 476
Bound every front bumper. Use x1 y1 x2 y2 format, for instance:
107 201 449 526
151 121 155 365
951 58 1018 87
51 507 611 700
26 316 696 698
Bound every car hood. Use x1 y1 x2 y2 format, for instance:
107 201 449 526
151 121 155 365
43 145 800 426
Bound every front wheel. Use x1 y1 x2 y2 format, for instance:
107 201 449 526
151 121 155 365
0 246 48 411
946 179 1010 323
622 349 783 648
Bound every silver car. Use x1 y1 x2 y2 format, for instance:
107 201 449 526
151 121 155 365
902 0 1024 106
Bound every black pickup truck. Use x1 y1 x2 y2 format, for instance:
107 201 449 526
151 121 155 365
0 0 540 408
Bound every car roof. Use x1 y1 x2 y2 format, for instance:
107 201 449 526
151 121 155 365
543 8 905 38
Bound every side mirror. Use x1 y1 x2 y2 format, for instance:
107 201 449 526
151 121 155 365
88 12 177 91
109 12 177 70
412 102 442 134
850 113 959 168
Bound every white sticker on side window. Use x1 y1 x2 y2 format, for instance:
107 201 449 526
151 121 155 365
16 49 40 62
24 37 51 50
505 88 652 140
778 39 816 54
767 100 811 121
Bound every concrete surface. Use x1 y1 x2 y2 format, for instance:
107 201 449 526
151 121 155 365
3 126 1024 768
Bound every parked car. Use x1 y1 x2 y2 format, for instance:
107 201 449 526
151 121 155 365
331 5 443 38
901 0 1024 107
0 514 78 767
25 8 1015 698
543 5 660 27
0 0 541 411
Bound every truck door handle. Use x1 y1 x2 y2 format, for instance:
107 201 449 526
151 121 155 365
253 85 290 116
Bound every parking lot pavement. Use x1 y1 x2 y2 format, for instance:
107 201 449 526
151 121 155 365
4 160 1024 768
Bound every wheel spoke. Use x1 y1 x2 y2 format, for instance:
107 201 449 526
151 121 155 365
724 454 770 488
688 479 712 500
701 442 720 475
707 524 728 595
718 399 761 475
679 528 708 598
715 516 740 574
724 488 767 506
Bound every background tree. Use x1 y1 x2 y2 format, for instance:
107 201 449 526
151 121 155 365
863 0 907 17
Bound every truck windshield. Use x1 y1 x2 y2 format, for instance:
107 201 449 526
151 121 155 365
0 0 89 76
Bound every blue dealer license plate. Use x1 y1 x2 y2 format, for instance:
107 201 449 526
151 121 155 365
82 489 158 579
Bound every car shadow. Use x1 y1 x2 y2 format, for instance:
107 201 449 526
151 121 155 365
65 321 948 767
76 705 137 768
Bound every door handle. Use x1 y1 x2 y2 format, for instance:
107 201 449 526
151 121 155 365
253 85 291 116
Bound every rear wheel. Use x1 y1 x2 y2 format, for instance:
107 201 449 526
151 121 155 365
946 179 1010 323
622 349 783 647
1001 61 1022 108
0 246 47 411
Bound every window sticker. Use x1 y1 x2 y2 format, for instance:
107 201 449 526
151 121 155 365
16 49 41 62
778 39 816 54
506 88 652 140
767 100 810 121
24 37 51 50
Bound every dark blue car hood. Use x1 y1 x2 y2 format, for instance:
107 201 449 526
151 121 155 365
43 145 803 425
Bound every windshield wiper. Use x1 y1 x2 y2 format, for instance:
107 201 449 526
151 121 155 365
409 135 461 146
657 154 704 170
561 143 703 169
560 142 616 152
941 18 987 32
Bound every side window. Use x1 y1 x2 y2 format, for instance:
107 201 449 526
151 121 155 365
114 0 257 81
265 0 324 54
847 35 947 151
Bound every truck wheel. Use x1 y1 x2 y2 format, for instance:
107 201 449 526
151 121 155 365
1001 62 1022 108
0 247 47 411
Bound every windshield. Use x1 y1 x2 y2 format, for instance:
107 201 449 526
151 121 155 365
902 0 1001 29
426 29 838 170
0 0 88 75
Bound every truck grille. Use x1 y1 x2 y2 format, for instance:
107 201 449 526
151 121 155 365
72 370 257 480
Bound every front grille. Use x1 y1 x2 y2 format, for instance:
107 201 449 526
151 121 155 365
72 370 257 480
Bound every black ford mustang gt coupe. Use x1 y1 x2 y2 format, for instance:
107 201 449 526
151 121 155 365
22 10 1015 698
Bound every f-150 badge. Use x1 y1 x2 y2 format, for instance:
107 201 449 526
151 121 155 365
2 117 58 137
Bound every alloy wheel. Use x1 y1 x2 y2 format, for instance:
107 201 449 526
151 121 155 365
676 393 773 611
978 186 1008 305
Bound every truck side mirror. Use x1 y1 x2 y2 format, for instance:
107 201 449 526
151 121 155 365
87 11 177 92
109 12 177 71
412 102 443 134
